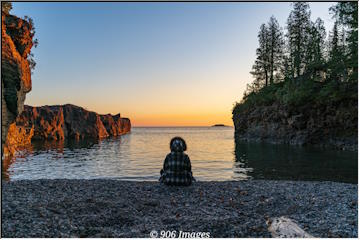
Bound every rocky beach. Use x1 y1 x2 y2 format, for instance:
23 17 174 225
2 180 357 238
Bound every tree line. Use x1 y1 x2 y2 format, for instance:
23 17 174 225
246 2 357 97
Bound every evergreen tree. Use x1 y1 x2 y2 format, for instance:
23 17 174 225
250 24 270 88
239 1 357 109
330 2 358 82
267 16 284 84
286 2 311 79
280 55 292 82
311 18 326 64
304 18 326 80
328 21 347 82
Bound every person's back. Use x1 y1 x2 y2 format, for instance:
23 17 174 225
159 137 194 186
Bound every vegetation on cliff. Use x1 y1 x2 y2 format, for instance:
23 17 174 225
233 2 357 149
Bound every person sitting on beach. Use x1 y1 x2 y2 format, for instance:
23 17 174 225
159 137 194 186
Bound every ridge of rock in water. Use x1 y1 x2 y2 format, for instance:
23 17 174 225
3 104 131 157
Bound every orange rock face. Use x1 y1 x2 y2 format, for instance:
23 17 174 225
100 114 131 137
1 13 131 157
2 13 35 157
61 104 111 140
3 122 34 158
3 104 131 156
17 105 66 141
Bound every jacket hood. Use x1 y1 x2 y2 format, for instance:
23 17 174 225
170 136 187 152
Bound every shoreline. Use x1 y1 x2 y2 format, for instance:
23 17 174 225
235 134 358 151
2 179 357 237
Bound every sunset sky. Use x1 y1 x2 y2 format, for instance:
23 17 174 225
12 2 335 126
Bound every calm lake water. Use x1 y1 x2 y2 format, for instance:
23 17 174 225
2 127 358 183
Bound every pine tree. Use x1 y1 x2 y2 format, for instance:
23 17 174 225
286 2 312 79
328 21 347 82
312 18 326 64
281 55 292 82
304 18 326 80
330 2 358 82
267 16 284 84
250 24 270 88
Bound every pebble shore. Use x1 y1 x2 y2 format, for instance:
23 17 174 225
2 180 357 237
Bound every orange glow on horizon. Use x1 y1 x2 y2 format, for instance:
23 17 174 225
130 113 234 127
70 98 238 127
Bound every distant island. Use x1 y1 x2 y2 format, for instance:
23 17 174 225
212 124 230 127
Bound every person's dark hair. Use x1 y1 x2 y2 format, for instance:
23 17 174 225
170 136 187 152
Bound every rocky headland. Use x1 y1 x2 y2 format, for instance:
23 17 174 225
3 104 131 157
233 87 357 151
1 12 35 157
233 2 358 151
1 11 131 158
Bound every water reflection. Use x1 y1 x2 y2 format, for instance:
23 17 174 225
2 138 101 181
234 139 358 183
2 127 357 183
31 139 99 152
2 144 35 181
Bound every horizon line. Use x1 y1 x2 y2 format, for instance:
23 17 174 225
132 125 234 128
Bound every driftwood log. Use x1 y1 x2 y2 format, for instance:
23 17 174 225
267 216 314 238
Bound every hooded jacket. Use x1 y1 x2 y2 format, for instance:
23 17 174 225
160 137 193 186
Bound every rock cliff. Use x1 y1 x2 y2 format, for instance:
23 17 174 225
100 114 131 137
3 104 131 157
233 99 357 150
1 13 35 157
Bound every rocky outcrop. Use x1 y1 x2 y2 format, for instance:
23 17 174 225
61 104 110 140
100 114 130 137
19 105 66 140
1 13 35 158
3 122 34 158
3 104 131 156
233 100 357 150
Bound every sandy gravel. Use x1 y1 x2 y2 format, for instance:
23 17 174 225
1 180 357 237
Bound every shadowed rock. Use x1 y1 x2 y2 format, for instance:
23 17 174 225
233 101 357 150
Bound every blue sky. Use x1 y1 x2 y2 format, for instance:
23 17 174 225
12 2 336 126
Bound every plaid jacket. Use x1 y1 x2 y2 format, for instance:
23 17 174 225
160 152 193 186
